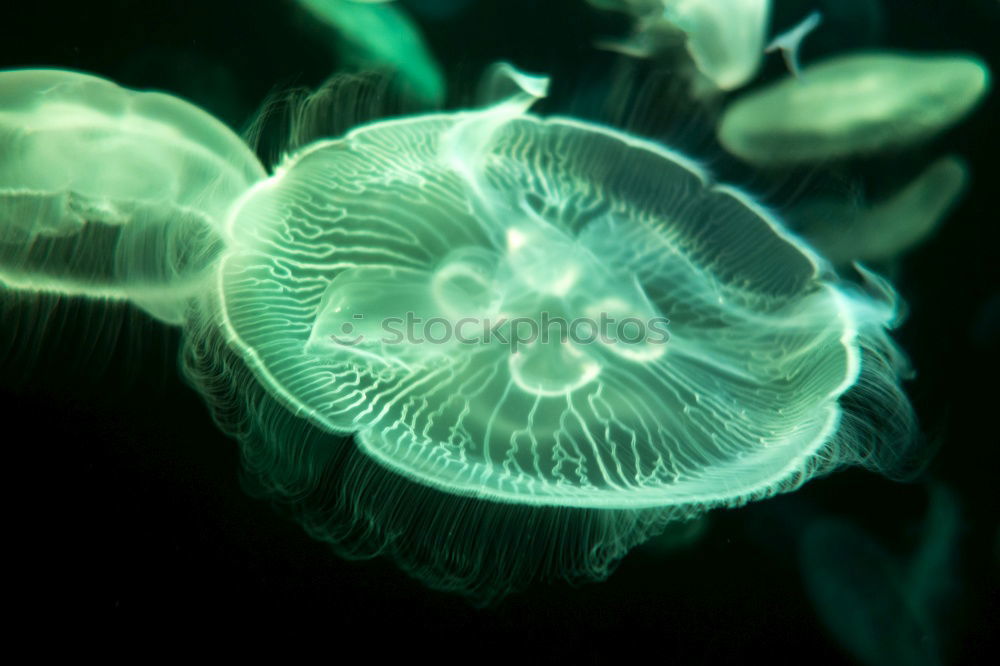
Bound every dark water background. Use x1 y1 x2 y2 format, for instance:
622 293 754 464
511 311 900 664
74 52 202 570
1 0 996 660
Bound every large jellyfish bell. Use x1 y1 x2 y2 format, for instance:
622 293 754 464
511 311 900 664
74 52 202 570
206 74 912 515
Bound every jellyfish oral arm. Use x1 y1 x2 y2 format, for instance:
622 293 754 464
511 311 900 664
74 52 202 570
765 11 823 79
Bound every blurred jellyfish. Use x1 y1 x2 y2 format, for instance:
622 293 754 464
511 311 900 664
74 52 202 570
662 0 771 90
589 0 771 91
971 294 1000 350
718 51 991 165
793 156 970 265
179 64 917 600
0 69 265 323
800 485 962 666
297 0 445 106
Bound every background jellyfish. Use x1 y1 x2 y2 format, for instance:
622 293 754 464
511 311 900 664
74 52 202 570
587 0 771 92
661 0 770 90
717 51 991 165
297 0 446 106
792 155 970 265
178 67 918 599
0 69 265 324
800 485 963 666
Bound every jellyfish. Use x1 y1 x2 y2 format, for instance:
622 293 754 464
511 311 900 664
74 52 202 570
178 66 917 600
793 156 970 265
717 51 991 165
589 0 771 92
0 69 266 323
297 0 446 106
800 485 962 666
661 0 771 90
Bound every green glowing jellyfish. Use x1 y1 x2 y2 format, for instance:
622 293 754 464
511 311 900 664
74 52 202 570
718 51 991 165
800 486 961 666
180 71 916 599
298 0 445 106
590 0 771 91
209 112 905 507
795 156 969 265
662 0 771 90
0 69 265 323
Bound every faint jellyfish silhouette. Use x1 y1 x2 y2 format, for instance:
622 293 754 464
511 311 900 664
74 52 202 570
589 0 771 92
792 156 970 265
662 0 771 90
718 51 991 165
971 294 1000 351
0 69 265 323
181 65 918 601
800 485 962 666
297 0 446 106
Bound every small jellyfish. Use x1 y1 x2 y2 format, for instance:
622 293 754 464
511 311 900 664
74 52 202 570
588 0 771 91
0 69 266 323
182 68 917 599
717 51 991 165
297 0 446 106
794 156 970 265
660 0 771 90
800 486 962 666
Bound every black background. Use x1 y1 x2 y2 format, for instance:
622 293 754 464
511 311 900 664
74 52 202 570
1 0 997 660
